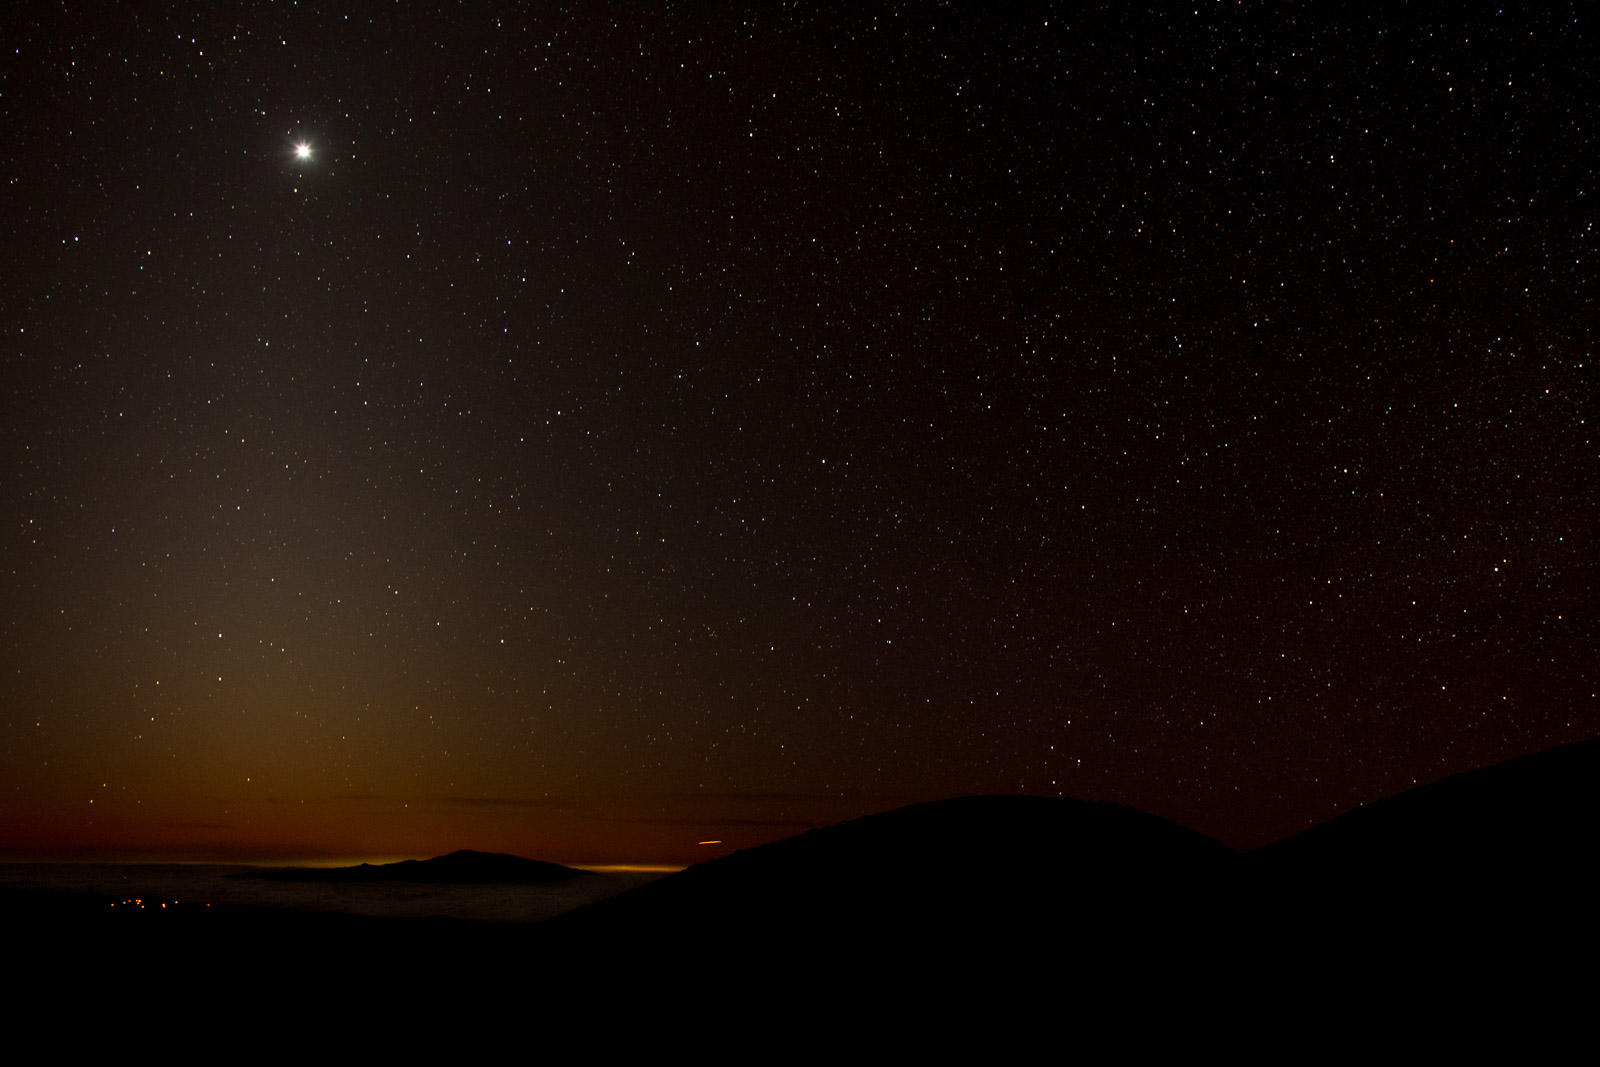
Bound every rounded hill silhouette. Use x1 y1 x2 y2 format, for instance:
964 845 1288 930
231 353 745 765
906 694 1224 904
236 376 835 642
542 795 1243 965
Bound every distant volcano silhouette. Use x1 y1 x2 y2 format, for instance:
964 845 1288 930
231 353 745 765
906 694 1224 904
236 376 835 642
242 848 591 884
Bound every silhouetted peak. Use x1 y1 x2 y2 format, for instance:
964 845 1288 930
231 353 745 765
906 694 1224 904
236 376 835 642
243 850 591 884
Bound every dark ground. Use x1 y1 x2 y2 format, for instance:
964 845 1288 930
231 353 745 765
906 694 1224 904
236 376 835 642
10 739 1594 1047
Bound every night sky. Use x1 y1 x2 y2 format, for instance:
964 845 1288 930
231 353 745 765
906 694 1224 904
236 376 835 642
2 2 1594 866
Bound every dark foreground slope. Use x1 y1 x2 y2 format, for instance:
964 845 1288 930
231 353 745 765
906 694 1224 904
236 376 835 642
1246 736 1600 989
1257 736 1599 886
9 741 1595 1042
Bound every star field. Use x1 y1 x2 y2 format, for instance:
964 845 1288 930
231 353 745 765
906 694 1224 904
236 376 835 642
1 2 1594 864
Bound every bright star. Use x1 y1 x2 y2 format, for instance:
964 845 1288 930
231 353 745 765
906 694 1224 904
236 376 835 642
294 142 312 160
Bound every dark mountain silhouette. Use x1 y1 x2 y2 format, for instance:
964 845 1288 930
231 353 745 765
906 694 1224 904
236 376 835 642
10 742 1596 1037
539 731 1600 959
530 743 1599 1020
240 848 591 884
